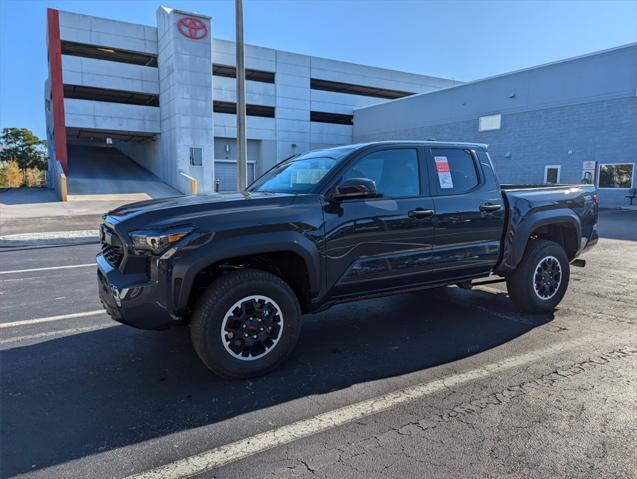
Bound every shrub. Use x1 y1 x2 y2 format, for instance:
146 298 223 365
0 161 23 188
25 168 46 187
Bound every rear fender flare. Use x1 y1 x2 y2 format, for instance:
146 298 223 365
498 209 581 274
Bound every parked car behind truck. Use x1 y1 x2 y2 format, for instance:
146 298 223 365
97 141 599 378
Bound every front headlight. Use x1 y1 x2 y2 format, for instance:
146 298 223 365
129 226 194 254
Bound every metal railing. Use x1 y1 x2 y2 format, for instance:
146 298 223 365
179 171 198 195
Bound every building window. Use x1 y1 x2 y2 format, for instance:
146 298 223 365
213 101 275 118
598 163 634 189
310 111 353 125
478 114 501 131
310 78 413 100
190 147 203 166
213 64 275 84
544 165 561 184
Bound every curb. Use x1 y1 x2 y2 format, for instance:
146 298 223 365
0 230 99 248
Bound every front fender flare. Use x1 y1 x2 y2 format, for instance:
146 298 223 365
171 231 322 313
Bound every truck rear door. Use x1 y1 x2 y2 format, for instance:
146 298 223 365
425 147 505 280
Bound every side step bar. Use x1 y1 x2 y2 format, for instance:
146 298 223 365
459 259 585 291
457 277 507 290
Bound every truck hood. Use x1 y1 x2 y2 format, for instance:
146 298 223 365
105 191 297 230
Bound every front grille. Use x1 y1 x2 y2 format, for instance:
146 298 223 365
102 243 124 268
100 224 124 268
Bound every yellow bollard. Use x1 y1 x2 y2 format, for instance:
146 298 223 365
59 173 68 201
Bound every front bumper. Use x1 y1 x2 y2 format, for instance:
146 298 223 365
97 254 175 330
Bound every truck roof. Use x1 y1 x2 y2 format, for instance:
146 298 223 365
323 140 489 151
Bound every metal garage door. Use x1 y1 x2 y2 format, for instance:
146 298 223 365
214 161 256 192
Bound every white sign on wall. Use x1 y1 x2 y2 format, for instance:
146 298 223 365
581 161 597 184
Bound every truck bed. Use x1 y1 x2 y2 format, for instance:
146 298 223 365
500 183 587 190
496 183 598 275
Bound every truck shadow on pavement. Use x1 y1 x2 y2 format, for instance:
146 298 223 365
0 287 554 477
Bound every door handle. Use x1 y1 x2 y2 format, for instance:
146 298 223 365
408 208 435 218
479 203 502 213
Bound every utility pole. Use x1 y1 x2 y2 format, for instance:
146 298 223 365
235 0 248 191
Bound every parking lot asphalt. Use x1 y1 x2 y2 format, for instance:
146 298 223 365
0 210 635 478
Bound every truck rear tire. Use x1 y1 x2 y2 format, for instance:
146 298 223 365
190 269 302 379
506 239 570 313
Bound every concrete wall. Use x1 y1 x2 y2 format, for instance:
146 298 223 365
213 114 276 141
213 138 261 161
213 76 276 106
276 51 311 160
156 7 214 194
59 10 157 54
310 55 458 93
44 79 58 188
112 137 161 180
353 44 637 207
64 98 160 133
210 37 461 162
62 55 159 94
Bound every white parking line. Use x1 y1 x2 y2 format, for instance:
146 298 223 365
0 263 95 275
0 324 116 345
0 310 105 329
128 336 590 479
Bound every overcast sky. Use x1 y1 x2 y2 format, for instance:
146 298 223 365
1 0 636 139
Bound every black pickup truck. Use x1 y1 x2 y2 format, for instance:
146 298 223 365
97 141 599 378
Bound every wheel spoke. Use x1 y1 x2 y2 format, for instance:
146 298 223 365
533 255 562 300
221 295 284 361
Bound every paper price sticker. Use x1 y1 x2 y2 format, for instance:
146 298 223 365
434 156 453 189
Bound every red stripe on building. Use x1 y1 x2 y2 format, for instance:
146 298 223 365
47 9 68 173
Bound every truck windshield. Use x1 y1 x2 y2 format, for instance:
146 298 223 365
249 155 339 193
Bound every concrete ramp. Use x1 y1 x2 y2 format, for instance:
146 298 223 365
67 145 180 201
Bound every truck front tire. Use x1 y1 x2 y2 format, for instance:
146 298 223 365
190 269 302 379
506 239 570 313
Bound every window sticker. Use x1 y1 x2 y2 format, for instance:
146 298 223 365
291 169 328 184
434 156 454 189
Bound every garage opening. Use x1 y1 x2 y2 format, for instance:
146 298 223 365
65 128 179 200
214 160 256 192
64 84 159 106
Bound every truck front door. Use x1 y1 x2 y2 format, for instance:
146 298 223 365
323 146 436 299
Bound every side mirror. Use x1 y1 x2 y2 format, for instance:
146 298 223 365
331 178 378 201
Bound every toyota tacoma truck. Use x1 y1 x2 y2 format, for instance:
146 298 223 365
97 141 599 378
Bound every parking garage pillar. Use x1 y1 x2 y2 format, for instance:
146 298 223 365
156 7 214 194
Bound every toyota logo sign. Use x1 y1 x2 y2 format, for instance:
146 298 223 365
177 17 208 40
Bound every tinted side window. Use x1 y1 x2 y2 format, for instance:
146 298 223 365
431 148 479 194
342 149 420 198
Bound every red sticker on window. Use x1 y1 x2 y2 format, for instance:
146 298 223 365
434 156 453 189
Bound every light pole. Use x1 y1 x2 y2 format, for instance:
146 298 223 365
235 0 248 191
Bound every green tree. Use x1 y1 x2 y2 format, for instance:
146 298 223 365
0 128 48 183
